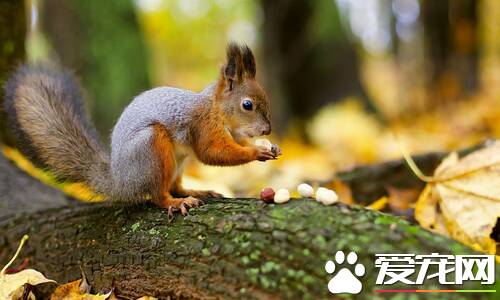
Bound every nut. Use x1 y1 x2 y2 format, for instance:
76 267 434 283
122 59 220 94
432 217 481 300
315 187 329 202
316 188 338 205
254 138 273 151
297 183 314 198
260 187 275 203
274 188 290 204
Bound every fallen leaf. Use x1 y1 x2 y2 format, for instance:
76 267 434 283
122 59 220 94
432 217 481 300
1 270 56 299
410 142 500 255
0 235 56 300
415 185 449 237
1 146 103 202
50 267 112 300
386 186 419 211
367 196 388 211
50 279 85 300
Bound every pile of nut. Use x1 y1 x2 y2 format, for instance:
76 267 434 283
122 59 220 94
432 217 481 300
255 138 338 205
260 183 338 205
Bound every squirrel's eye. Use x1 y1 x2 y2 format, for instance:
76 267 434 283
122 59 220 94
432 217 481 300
241 99 253 111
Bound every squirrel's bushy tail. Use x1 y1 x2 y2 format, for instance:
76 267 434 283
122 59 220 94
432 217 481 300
3 65 112 197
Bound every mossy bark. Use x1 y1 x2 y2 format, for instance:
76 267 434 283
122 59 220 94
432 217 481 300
0 199 497 300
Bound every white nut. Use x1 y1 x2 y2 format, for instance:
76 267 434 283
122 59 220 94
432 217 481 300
315 187 329 202
274 188 290 204
319 189 338 205
297 183 314 198
254 138 273 151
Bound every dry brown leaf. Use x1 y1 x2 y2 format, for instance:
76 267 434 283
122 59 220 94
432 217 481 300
386 186 419 211
50 279 85 300
0 235 56 300
413 143 500 255
50 279 112 299
50 268 111 300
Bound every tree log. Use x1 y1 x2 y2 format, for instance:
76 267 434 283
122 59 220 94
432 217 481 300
0 151 74 220
0 199 496 300
336 143 484 204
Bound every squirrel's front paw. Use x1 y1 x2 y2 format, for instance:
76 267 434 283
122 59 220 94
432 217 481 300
255 146 276 161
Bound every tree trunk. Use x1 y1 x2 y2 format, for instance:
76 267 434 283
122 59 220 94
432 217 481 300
0 0 26 146
0 199 494 300
421 0 478 102
261 0 374 136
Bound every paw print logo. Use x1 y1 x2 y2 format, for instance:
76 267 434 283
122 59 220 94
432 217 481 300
325 251 365 294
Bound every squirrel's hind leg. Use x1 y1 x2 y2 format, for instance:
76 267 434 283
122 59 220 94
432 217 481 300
151 123 204 221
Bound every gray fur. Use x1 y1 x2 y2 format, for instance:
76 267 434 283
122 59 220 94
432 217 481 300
110 87 212 202
111 87 210 149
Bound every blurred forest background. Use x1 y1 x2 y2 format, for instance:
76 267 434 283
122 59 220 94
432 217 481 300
2 0 500 198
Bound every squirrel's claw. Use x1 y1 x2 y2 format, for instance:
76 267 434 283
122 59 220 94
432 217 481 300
159 196 204 222
167 207 176 222
183 196 204 207
179 203 188 216
256 147 276 161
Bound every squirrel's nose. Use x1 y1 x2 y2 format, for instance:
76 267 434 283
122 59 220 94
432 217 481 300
262 123 271 135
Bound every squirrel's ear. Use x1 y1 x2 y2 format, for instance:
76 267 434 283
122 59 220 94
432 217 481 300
222 42 256 91
242 45 256 78
223 42 243 90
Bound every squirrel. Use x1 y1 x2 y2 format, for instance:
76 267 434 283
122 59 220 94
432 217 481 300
3 42 280 219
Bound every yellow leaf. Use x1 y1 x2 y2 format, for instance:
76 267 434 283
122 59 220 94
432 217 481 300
1 146 102 202
50 269 111 300
0 235 56 300
368 196 388 211
413 143 500 255
415 185 449 237
0 269 56 299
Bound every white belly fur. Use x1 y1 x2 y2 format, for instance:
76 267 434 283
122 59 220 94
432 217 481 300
171 144 192 184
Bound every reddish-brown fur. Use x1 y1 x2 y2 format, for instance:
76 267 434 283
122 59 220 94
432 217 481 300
189 108 258 166
151 123 176 203
151 123 204 218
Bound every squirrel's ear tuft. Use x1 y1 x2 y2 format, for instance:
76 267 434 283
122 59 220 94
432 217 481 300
223 42 257 85
242 44 256 78
221 42 256 91
224 42 243 84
